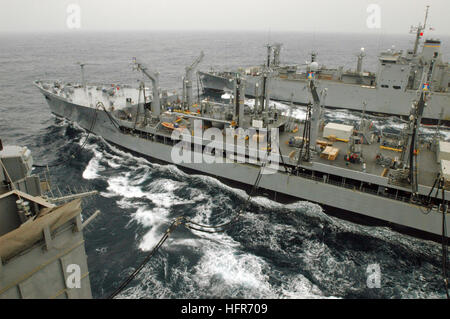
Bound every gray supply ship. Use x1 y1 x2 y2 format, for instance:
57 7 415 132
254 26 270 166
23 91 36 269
0 140 98 299
199 7 449 123
34 48 450 243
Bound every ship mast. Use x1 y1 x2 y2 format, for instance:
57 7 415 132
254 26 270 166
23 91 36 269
260 44 273 112
401 54 435 194
76 62 94 106
272 43 282 67
233 75 245 127
265 44 272 67
411 5 430 55
260 70 269 112
79 63 86 88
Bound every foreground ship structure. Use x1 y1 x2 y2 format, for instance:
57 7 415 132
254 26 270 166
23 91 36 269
34 48 450 241
199 7 449 123
0 141 98 299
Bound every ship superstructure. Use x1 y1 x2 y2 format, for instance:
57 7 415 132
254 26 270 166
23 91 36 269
0 142 98 299
199 7 449 122
34 50 450 241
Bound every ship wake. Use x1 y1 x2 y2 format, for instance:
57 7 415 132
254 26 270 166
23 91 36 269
72 129 447 299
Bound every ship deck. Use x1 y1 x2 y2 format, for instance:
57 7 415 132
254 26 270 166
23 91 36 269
35 81 159 111
36 80 443 192
278 128 439 189
122 107 442 192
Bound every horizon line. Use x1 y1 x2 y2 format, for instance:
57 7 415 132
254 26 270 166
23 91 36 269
0 28 449 37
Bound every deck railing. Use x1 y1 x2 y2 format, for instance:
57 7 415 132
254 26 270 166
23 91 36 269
294 170 412 203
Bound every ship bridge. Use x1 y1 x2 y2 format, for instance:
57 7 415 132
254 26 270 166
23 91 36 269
376 50 411 91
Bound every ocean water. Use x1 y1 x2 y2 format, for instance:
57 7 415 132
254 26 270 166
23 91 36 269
0 31 449 299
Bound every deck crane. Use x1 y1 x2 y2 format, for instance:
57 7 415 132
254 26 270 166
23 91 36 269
183 51 204 108
297 63 323 163
132 57 161 117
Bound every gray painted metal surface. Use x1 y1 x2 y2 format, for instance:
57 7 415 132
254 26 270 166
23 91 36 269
199 36 449 122
0 143 93 299
36 85 450 239
200 71 450 121
0 222 92 299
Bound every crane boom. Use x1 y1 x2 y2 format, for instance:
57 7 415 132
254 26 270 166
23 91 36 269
185 51 204 107
132 58 161 117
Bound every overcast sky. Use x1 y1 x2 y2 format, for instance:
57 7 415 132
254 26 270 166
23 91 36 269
0 0 449 35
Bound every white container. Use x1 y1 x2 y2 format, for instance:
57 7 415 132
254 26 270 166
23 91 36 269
441 159 450 181
437 141 450 163
323 123 354 141
252 119 263 128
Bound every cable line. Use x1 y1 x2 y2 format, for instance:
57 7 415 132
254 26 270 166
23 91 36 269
107 160 268 299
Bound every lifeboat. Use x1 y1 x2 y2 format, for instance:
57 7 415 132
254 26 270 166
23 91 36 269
161 122 186 131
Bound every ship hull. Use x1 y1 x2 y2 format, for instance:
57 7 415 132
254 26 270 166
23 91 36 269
38 87 450 240
199 71 450 123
